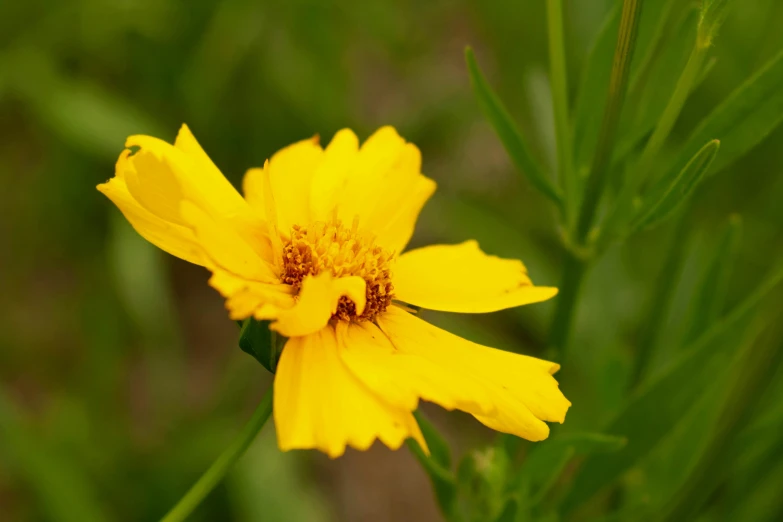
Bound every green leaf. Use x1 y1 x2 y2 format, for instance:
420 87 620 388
663 48 783 179
631 213 691 385
238 319 283 374
414 410 451 469
464 47 562 206
631 139 720 233
616 6 700 162
697 0 733 48
684 214 742 344
572 4 619 179
659 320 783 522
561 263 783 513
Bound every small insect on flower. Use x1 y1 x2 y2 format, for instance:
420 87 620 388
98 125 571 458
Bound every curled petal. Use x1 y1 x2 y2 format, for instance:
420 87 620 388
267 273 366 338
370 306 570 441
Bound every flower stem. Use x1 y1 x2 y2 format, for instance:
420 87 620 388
546 0 576 227
575 0 643 244
547 251 586 357
160 389 274 522
549 0 644 359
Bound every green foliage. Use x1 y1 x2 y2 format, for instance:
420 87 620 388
563 264 783 513
408 436 458 520
664 48 783 177
415 411 452 469
465 47 562 206
631 139 720 233
238 319 284 374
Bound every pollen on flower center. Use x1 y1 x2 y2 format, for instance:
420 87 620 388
281 219 394 322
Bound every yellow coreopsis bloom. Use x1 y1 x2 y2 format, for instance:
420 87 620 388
98 125 570 457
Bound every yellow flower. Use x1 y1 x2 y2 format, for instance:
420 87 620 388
98 125 571 458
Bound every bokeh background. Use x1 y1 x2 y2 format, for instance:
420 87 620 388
2 1 782 521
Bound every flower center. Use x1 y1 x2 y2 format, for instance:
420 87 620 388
281 220 394 322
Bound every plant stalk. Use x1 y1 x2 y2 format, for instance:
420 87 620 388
546 0 577 227
549 0 644 358
575 0 644 244
547 251 586 357
160 389 274 522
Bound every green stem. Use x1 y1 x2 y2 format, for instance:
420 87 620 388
547 251 587 358
546 0 576 228
575 0 644 243
160 389 274 522
549 0 644 359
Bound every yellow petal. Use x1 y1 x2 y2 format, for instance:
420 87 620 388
97 173 203 266
127 125 247 219
268 273 366 338
241 161 284 269
180 201 277 282
376 306 570 441
102 126 274 264
208 269 294 320
336 321 493 415
310 127 436 252
261 137 324 234
393 240 558 313
310 129 360 222
273 326 427 458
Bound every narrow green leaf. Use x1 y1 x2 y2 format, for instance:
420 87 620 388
663 48 783 178
617 7 701 162
414 410 451 469
631 213 691 386
572 3 619 179
238 319 283 374
465 47 562 206
631 139 720 233
562 263 783 513
684 215 742 343
697 0 733 48
660 321 783 522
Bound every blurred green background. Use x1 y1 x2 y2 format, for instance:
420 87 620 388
1 0 782 521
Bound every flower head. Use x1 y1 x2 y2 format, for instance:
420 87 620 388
98 125 570 458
